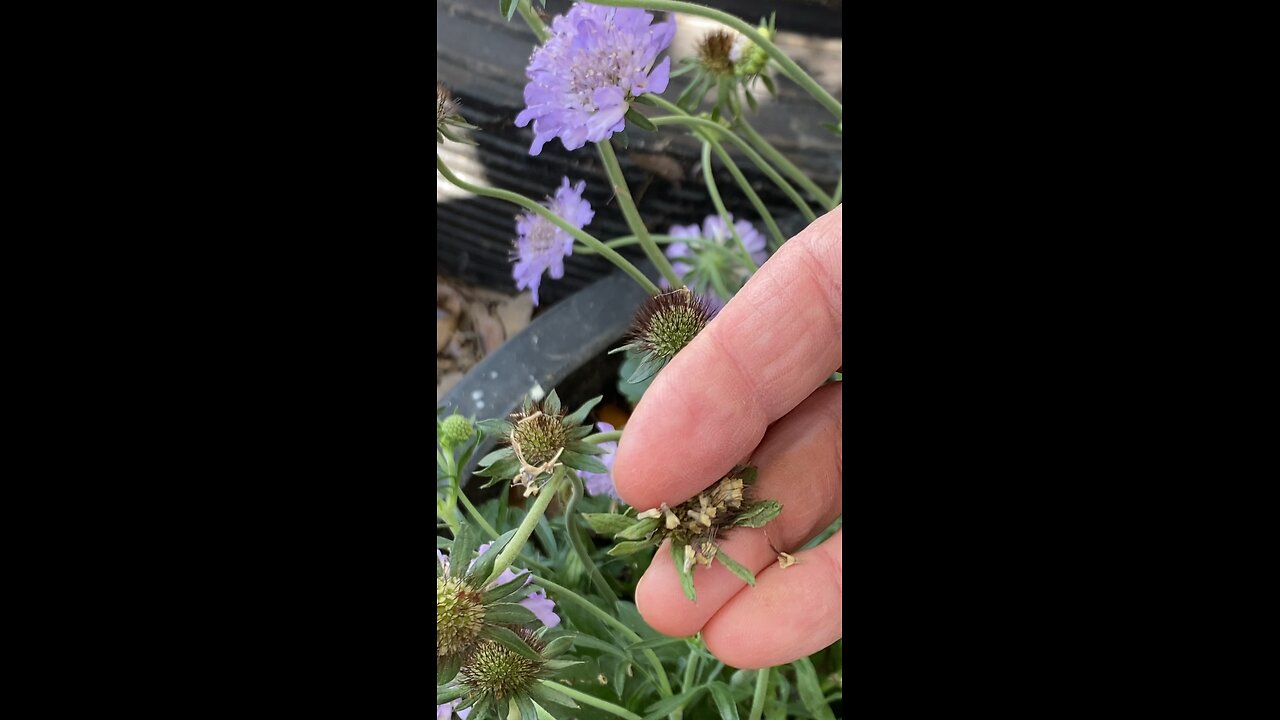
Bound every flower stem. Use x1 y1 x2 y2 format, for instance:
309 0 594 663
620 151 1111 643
533 575 676 700
437 154 659 296
456 488 499 540
708 140 786 250
747 667 772 720
576 234 684 255
596 140 683 289
485 469 562 585
538 680 644 720
736 116 835 209
566 472 618 604
590 0 842 120
515 0 549 41
700 141 759 272
584 430 622 443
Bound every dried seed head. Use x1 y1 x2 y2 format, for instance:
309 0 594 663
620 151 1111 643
437 81 460 125
631 287 715 361
459 628 546 700
509 410 568 468
697 30 736 76
437 576 486 657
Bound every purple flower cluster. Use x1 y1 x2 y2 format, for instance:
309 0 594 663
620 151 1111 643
513 177 594 305
665 214 769 310
515 3 675 155
579 421 619 500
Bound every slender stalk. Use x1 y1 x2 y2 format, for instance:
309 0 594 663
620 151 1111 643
590 0 841 120
437 154 659 296
576 234 684 254
747 667 772 720
533 575 676 700
539 680 644 720
515 0 549 41
584 430 622 443
456 484 499 540
485 469 562 585
737 117 834 208
700 141 759 272
709 141 786 249
596 140 683 288
566 473 618 604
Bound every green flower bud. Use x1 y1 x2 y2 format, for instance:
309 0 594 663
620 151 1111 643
440 414 473 448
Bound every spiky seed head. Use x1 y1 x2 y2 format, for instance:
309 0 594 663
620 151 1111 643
437 577 486 658
697 30 736 76
630 288 714 361
509 410 567 467
459 629 546 700
440 414 473 448
437 81 460 125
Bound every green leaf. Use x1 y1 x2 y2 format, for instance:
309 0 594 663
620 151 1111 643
671 540 696 602
515 694 539 720
529 683 579 709
478 447 515 467
481 625 542 660
715 548 757 586
475 455 520 480
562 395 602 427
560 450 608 474
581 512 639 536
613 130 629 149
468 529 518 585
485 602 537 625
708 682 741 720
450 523 477 571
564 439 605 455
437 653 461 684
737 466 758 484
614 516 659 541
632 93 659 105
626 636 686 652
569 633 629 659
437 684 465 704
542 635 574 658
732 500 781 528
482 573 533 604
625 107 657 132
566 424 593 439
643 687 707 720
627 354 667 383
543 389 561 416
499 0 519 20
608 539 657 557
793 656 836 720
535 513 558 556
744 89 758 112
476 418 513 438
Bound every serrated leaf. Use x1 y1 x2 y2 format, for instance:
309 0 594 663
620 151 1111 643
485 602 537 625
562 395 602 427
671 540 696 602
481 625 542 660
608 539 657 557
708 682 741 720
732 500 781 528
561 450 608 474
614 516 659 541
581 512 639 536
715 548 756 586
793 656 836 720
478 447 515 467
626 107 657 132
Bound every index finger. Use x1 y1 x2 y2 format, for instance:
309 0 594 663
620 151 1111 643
614 205 842 510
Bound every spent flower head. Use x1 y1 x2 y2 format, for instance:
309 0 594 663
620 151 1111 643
440 626 580 720
475 390 609 496
512 177 594 306
515 3 675 155
611 287 716 383
665 213 769 311
437 81 479 145
603 465 782 601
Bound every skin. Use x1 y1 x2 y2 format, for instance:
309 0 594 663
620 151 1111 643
613 204 842 669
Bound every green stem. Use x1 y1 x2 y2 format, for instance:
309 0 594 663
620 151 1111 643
706 141 786 250
584 430 622 444
533 575 676 700
747 667 772 720
457 490 499 540
737 117 834 208
646 104 817 223
436 154 660 296
539 680 644 720
566 473 618 604
596 140 683 289
486 469 562 585
515 0 549 41
671 644 701 720
701 141 759 272
590 0 841 120
576 234 684 254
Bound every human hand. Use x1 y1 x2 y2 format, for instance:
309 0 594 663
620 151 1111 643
613 205 842 669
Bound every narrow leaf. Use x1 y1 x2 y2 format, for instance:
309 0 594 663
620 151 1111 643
582 512 640 536
469 529 518 585
614 516 660 541
560 450 608 474
671 540 696 602
450 523 477 572
481 625 541 660
500 0 519 21
708 682 741 720
732 500 782 528
543 389 561 416
626 107 657 132
793 656 836 720
530 683 579 709
485 602 537 625
562 395 603 426
608 539 656 557
643 687 707 720
477 447 515 467
715 548 757 586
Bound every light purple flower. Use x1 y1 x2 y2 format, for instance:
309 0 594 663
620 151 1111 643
515 3 675 155
473 543 561 629
513 177 594 306
579 421 620 500
664 214 769 309
436 701 471 720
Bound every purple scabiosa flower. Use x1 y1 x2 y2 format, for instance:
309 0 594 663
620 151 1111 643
513 177 594 306
515 3 676 155
472 543 560 629
579 421 619 500
664 213 769 309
